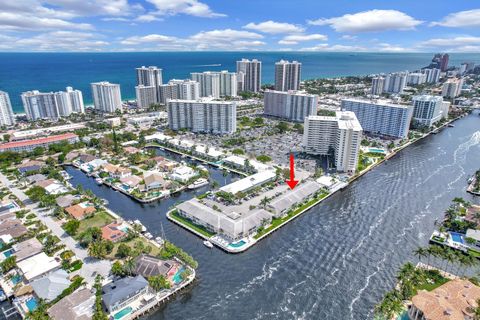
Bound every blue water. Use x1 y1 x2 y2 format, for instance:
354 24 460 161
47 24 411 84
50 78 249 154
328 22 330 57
173 266 186 285
450 232 464 244
25 297 37 312
1 52 478 113
113 306 133 319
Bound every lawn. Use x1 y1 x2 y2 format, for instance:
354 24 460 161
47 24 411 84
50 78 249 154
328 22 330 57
416 270 449 292
170 210 215 238
107 236 160 259
254 192 329 239
76 211 115 234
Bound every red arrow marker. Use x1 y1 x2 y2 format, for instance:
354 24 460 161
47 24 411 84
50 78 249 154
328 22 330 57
286 153 299 190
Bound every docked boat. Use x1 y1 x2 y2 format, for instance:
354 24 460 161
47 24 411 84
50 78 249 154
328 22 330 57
155 237 164 245
144 232 153 239
133 220 147 232
448 124 455 127
95 178 103 185
203 240 213 248
197 165 208 172
188 178 209 189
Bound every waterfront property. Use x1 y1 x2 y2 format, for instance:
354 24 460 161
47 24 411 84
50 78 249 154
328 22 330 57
102 275 151 314
30 269 70 302
408 279 480 320
47 288 95 320
16 252 61 281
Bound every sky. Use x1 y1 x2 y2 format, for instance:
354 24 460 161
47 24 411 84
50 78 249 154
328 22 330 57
0 0 480 52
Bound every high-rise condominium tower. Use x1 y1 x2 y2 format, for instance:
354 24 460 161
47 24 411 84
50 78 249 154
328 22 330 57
274 60 301 91
0 91 15 126
236 59 261 93
91 82 122 113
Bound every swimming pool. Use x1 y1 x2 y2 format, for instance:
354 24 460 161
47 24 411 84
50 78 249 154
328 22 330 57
397 310 409 320
229 240 246 248
172 266 186 284
113 306 133 319
368 148 386 154
11 274 22 285
25 297 38 312
450 232 464 244
3 249 14 258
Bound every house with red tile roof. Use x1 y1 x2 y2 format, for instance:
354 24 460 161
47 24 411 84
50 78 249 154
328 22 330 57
101 222 128 242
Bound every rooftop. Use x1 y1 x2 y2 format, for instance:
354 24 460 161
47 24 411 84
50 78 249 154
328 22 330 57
0 133 78 150
102 275 148 309
17 252 60 281
30 269 70 302
12 238 43 262
48 288 95 320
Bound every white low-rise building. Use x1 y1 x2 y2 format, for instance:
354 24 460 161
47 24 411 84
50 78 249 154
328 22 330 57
220 171 276 195
171 166 197 182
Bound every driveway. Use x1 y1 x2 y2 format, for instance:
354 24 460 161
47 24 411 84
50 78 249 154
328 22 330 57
0 172 111 284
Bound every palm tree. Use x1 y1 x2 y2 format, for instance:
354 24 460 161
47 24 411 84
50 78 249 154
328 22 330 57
123 257 135 276
260 196 270 209
414 247 427 265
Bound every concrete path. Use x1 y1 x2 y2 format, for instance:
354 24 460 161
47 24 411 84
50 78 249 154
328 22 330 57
0 172 111 285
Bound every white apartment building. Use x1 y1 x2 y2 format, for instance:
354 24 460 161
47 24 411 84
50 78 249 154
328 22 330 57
159 79 200 104
136 66 162 87
303 111 362 173
237 71 245 92
22 91 59 121
191 72 220 98
341 98 413 139
167 99 236 134
135 85 157 109
384 72 407 94
264 90 317 122
274 60 301 91
236 59 261 93
65 87 84 113
407 73 427 85
0 91 16 126
371 77 385 96
442 78 463 99
412 95 444 127
21 87 84 121
91 82 122 113
422 68 441 84
190 71 236 98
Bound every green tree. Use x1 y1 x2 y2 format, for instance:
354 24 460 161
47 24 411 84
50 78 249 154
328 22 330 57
0 256 16 273
116 243 131 258
148 274 171 291
111 261 124 277
63 219 80 236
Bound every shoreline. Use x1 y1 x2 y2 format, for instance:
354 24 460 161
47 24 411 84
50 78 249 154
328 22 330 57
166 112 470 253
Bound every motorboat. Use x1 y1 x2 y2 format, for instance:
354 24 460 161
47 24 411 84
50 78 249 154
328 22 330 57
448 124 455 127
95 178 103 185
144 232 153 239
133 220 147 232
188 178 209 189
203 240 213 248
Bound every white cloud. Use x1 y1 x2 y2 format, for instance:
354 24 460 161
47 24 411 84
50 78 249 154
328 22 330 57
341 35 357 40
307 10 422 33
146 0 226 18
118 29 265 51
46 0 140 17
6 31 108 51
0 12 92 31
377 43 414 52
431 9 480 27
278 33 327 45
120 34 178 45
243 20 304 34
299 43 368 52
420 36 480 47
135 14 163 22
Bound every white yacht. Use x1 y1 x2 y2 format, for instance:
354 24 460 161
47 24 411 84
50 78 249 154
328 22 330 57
95 178 103 185
188 178 209 190
203 240 213 248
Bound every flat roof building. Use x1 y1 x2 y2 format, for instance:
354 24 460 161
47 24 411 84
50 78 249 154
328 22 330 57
341 98 413 139
167 99 236 135
264 90 317 122
303 111 362 173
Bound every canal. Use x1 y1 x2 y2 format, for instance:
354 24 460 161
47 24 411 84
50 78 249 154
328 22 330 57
67 111 480 320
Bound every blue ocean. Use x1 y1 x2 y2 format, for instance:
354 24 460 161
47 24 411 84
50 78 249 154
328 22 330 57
0 52 478 113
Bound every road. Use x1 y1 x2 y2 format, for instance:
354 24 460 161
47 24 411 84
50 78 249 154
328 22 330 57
0 173 111 284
